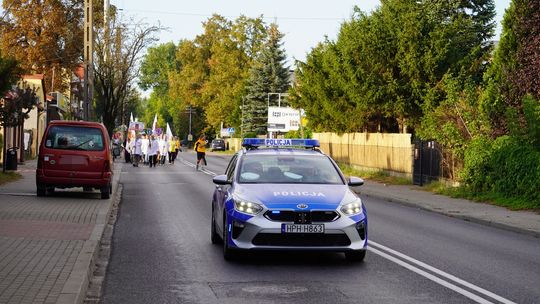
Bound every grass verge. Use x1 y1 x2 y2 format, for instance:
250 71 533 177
338 163 411 185
425 181 540 211
0 171 22 186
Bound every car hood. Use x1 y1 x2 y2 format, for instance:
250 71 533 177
234 184 354 210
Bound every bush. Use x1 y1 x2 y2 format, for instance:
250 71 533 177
284 127 313 139
461 136 494 191
242 132 257 139
462 135 540 207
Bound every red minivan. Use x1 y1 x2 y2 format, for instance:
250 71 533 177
36 121 113 199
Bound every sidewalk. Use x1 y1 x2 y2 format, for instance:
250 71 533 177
0 160 122 304
359 180 540 238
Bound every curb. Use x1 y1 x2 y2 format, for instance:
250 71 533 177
55 164 124 304
360 189 540 239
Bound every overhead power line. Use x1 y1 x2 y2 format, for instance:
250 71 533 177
121 9 345 22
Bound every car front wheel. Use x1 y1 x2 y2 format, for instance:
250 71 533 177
223 213 236 260
211 204 221 244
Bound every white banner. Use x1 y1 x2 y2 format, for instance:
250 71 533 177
267 107 301 132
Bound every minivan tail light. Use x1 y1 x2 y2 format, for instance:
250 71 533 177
102 161 112 178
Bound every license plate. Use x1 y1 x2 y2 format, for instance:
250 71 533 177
281 224 324 234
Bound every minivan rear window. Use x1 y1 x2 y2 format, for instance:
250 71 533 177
45 126 104 151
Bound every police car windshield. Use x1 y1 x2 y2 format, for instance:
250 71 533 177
238 155 344 184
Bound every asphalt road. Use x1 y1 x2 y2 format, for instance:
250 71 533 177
102 152 540 304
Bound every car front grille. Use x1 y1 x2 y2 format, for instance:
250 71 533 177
264 210 340 223
252 233 351 247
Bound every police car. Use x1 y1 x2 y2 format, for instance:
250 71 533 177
211 138 367 261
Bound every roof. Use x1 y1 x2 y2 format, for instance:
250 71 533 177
48 120 105 128
22 74 44 80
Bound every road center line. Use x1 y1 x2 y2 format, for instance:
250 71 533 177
369 241 516 304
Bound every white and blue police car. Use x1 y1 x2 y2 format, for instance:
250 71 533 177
211 138 367 261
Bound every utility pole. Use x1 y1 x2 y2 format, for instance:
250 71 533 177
185 106 196 142
83 0 94 121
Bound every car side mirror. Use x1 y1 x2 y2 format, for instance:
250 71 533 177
213 174 231 185
348 176 364 187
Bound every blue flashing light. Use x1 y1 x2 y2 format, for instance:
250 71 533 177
242 138 320 148
271 210 281 214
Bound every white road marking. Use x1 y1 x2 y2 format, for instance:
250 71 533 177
178 158 217 176
368 246 495 304
369 242 516 304
179 156 516 304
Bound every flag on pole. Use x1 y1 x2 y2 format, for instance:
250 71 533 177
152 114 158 133
166 122 173 139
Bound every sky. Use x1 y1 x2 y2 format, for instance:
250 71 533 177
110 0 512 65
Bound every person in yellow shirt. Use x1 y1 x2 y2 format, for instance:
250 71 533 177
174 136 181 162
195 135 207 171
168 136 176 164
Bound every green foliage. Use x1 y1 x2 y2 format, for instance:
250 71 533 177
522 95 540 148
291 0 495 134
0 52 20 96
139 42 177 97
461 135 540 207
0 86 38 127
338 163 411 185
0 171 22 186
242 132 257 139
167 16 269 137
243 23 290 135
284 127 312 139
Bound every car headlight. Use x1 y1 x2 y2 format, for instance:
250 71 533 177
340 198 363 216
234 198 263 215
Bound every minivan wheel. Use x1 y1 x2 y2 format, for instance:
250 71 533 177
37 184 46 197
101 185 110 199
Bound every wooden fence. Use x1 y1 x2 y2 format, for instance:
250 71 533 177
225 133 413 176
313 132 413 175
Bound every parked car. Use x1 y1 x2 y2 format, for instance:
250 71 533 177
36 121 113 199
210 138 226 151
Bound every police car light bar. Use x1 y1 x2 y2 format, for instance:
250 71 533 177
242 138 320 148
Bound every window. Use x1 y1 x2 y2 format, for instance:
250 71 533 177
225 154 238 181
45 126 104 151
238 155 344 184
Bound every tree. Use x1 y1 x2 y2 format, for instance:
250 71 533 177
291 0 496 134
93 16 162 135
0 52 20 96
139 42 178 97
168 15 268 137
511 0 540 101
0 0 84 92
0 85 37 128
243 23 290 135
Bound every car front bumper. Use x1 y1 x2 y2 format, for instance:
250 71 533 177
226 210 367 251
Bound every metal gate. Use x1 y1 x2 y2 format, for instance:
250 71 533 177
413 139 442 186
